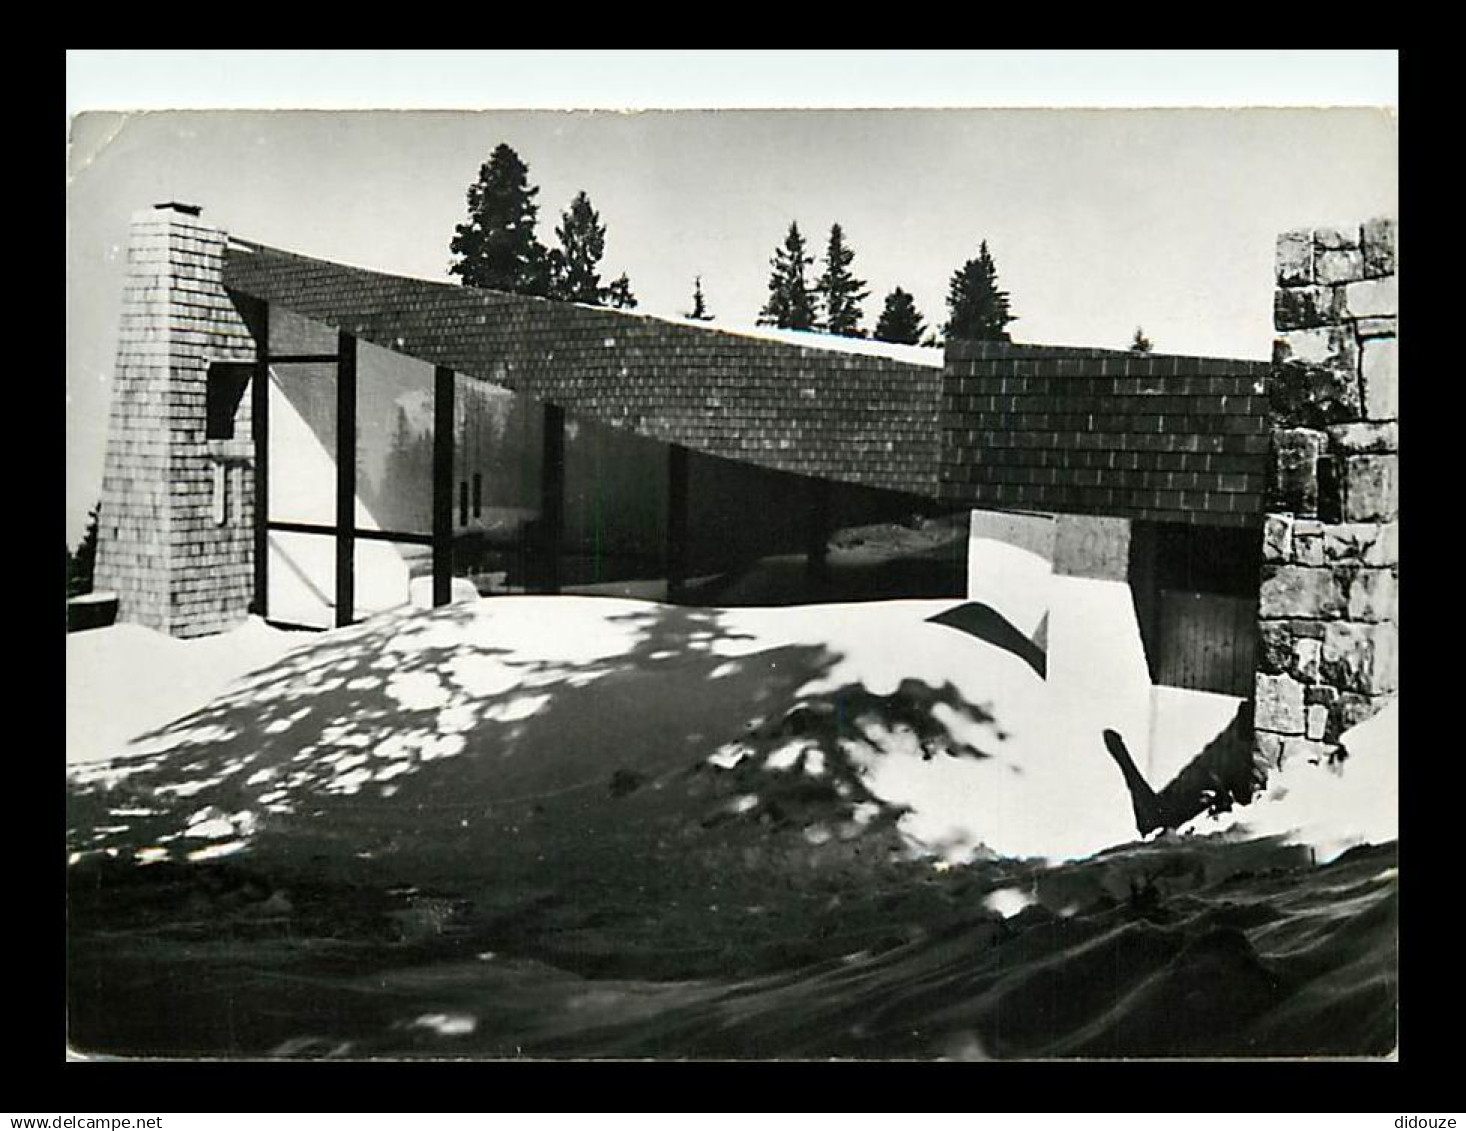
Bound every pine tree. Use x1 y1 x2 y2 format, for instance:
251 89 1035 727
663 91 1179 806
687 276 713 321
757 222 818 331
873 287 927 345
943 241 1016 343
449 143 552 297
380 407 434 531
67 503 100 597
606 273 638 310
1130 326 1153 353
816 223 869 337
548 191 608 305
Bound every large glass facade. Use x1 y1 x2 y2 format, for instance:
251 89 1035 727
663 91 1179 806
266 530 336 628
353 340 435 617
269 304 338 357
255 302 748 621
262 312 431 627
562 413 667 588
254 300 951 624
266 362 336 528
265 356 338 627
356 340 435 537
451 378 542 594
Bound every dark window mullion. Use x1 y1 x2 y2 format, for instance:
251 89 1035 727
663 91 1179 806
432 366 455 607
335 332 357 627
251 299 270 618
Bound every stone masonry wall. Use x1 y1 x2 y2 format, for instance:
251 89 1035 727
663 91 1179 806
93 206 259 638
1253 217 1398 766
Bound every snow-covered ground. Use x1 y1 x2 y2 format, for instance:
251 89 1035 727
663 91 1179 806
66 594 1397 865
1182 698 1399 863
66 594 1399 1058
66 617 306 766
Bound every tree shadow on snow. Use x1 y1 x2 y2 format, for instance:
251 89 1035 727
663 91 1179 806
66 596 1014 1056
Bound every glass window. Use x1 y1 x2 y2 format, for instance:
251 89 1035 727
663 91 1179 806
353 538 431 621
268 305 338 357
562 412 668 587
267 362 337 527
355 339 434 536
266 531 336 629
452 377 543 595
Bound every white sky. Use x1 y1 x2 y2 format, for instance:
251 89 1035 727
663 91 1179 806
64 51 1398 544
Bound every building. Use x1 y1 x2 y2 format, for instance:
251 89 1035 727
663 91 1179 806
90 203 1398 780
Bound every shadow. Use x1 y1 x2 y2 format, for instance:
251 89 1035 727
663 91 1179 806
676 521 968 609
64 595 1394 1060
924 601 1047 679
1103 701 1257 837
65 595 1010 1055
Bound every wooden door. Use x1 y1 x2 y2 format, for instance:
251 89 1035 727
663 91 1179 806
1156 590 1257 696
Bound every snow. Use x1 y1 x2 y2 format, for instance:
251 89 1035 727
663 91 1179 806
234 242 944 370
67 594 1397 867
66 617 306 766
1183 697 1399 863
698 321 945 367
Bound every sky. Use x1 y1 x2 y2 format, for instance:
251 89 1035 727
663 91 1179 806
64 52 1398 544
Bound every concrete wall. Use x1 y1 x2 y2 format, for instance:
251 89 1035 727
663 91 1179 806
93 206 258 638
966 509 1056 642
1253 217 1398 766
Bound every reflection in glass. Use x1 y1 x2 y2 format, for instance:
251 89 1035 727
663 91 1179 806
267 363 336 526
356 340 434 536
562 413 668 589
266 531 335 629
353 539 430 621
269 305 338 357
446 376 672 596
452 377 543 595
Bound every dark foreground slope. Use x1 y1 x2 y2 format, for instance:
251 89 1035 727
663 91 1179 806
67 833 1396 1059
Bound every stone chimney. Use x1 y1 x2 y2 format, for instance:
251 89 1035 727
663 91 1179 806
1253 217 1398 767
92 204 261 637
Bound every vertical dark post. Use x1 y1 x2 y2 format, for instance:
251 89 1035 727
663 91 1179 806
250 301 270 618
666 443 690 603
335 331 357 628
432 366 455 607
540 404 565 594
805 476 831 592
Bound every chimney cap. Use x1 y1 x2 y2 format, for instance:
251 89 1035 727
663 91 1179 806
153 201 202 217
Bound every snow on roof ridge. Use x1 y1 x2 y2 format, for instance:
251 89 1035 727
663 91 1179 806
232 238 945 369
700 322 945 367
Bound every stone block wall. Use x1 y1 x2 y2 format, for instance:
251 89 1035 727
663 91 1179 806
93 205 259 638
1253 217 1398 765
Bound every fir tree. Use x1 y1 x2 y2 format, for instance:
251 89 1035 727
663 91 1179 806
816 223 869 337
873 287 927 345
1130 326 1153 353
757 222 818 331
449 143 552 297
66 503 100 598
548 191 608 305
687 276 713 321
606 273 638 310
379 407 434 531
943 241 1016 343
